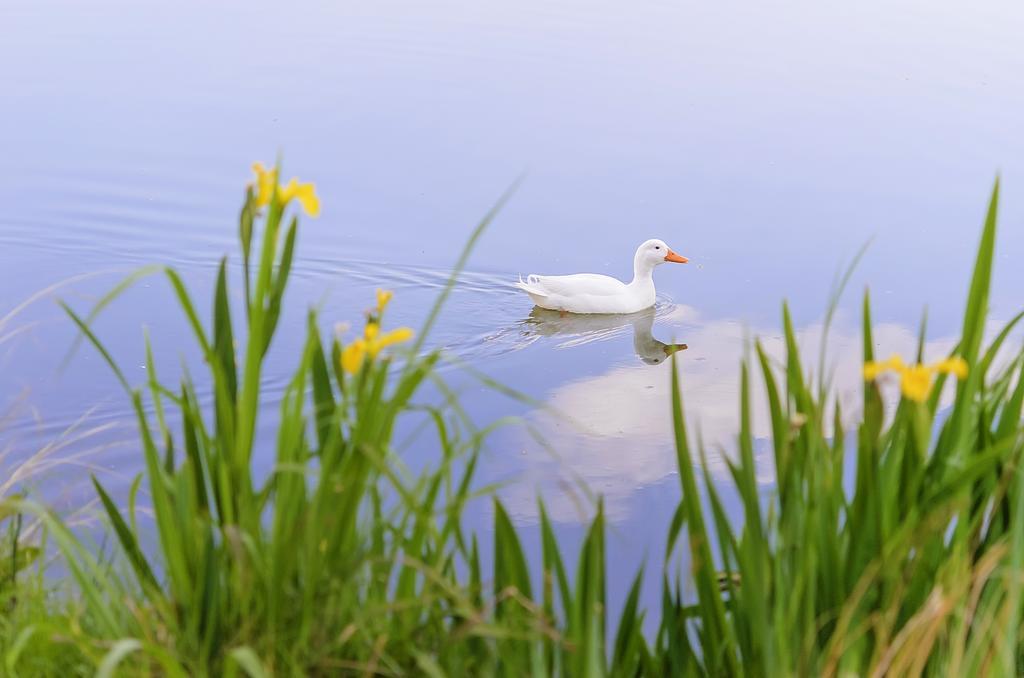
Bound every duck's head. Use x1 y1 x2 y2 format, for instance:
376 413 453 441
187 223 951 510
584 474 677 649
635 239 688 271
639 342 688 365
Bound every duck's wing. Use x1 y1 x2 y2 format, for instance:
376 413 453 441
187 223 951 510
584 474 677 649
519 273 626 298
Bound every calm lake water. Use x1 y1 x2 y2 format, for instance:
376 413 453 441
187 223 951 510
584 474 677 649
3 0 1024 624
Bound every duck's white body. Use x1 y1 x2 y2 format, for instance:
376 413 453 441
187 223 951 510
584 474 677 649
515 239 688 315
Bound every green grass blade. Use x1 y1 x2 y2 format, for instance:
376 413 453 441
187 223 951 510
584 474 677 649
611 565 646 677
668 353 738 675
60 302 132 395
406 177 522 362
91 476 160 594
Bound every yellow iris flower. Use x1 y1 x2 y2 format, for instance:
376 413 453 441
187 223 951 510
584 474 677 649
250 162 321 217
340 328 415 374
340 290 414 374
863 354 968 402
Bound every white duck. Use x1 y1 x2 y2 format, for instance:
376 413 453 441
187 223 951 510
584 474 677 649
515 238 689 314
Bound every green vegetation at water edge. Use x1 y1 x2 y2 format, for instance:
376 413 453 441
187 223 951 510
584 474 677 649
2 167 1023 676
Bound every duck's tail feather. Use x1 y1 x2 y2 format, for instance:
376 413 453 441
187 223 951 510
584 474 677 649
514 274 548 298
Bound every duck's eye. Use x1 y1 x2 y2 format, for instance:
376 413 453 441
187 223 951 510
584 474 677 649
654 246 661 250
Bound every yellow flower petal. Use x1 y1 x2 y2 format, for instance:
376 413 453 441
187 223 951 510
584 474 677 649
341 339 366 374
933 356 968 380
295 183 320 217
900 364 932 402
375 327 414 350
251 162 276 207
863 362 885 380
864 354 906 380
364 322 380 342
376 289 393 313
278 177 298 202
883 354 906 371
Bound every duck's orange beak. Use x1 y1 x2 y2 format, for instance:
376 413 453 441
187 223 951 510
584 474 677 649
663 343 688 355
664 249 689 264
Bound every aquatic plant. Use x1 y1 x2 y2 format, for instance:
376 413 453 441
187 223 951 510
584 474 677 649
639 180 1024 676
3 167 1022 676
7 162 529 675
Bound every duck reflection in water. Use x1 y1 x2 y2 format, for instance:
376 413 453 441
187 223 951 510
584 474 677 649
521 306 687 365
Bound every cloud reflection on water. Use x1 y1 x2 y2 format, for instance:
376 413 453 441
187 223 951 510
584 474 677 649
502 304 960 524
